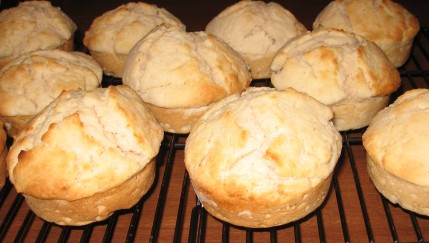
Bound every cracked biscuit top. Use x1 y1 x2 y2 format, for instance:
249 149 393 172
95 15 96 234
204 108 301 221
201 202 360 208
0 49 102 117
205 0 307 79
270 28 400 105
0 1 76 60
313 0 419 67
206 1 306 57
185 87 342 210
83 2 185 55
122 25 251 109
7 85 164 200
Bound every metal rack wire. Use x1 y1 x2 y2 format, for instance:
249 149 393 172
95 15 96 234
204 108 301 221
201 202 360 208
0 28 429 243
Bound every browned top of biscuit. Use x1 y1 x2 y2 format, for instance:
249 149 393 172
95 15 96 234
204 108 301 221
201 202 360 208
313 0 419 44
363 88 429 187
7 85 163 200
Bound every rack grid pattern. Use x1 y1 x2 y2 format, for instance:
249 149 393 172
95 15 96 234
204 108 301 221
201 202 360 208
0 28 429 243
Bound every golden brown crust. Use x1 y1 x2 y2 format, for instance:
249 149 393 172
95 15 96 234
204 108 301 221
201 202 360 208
7 85 164 225
363 89 429 187
196 174 333 228
206 0 307 79
363 89 429 216
185 87 342 228
0 1 76 69
313 0 420 67
83 2 185 77
25 159 156 226
271 28 400 131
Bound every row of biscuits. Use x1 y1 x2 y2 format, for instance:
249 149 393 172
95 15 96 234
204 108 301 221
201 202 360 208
0 0 427 229
0 0 420 135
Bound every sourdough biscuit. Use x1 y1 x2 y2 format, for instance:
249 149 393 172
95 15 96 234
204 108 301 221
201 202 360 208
123 25 251 134
0 1 76 69
83 2 185 77
271 29 400 131
206 0 307 79
7 85 163 225
185 87 342 228
0 49 102 136
363 89 429 216
313 0 420 67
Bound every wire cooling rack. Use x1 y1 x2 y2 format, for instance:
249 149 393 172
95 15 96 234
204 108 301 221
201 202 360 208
1 28 429 243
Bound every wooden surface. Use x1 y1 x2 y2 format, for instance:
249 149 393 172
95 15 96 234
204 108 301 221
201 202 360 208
1 1 429 242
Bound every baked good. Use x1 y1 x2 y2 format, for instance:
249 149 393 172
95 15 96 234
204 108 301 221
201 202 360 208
0 49 103 137
313 0 420 67
206 0 307 79
185 87 342 228
363 88 429 216
122 25 251 134
83 2 185 77
7 85 164 226
270 28 400 131
0 1 77 70
0 122 7 190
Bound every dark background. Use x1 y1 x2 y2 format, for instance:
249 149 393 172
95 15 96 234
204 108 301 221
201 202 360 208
2 0 428 33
